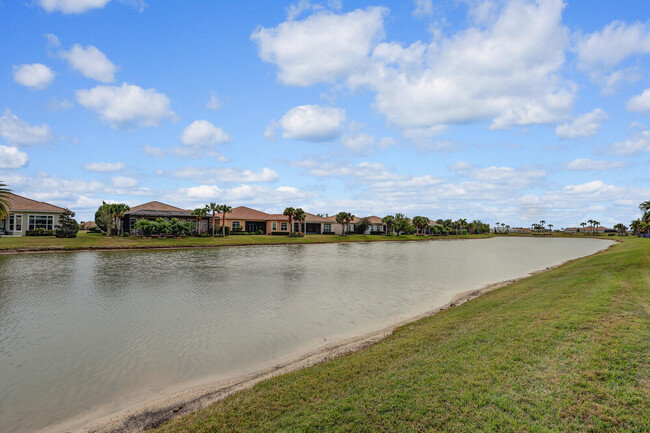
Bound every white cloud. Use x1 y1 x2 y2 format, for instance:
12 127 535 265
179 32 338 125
141 144 164 158
341 132 376 155
60 44 117 82
170 167 278 183
263 121 279 141
178 184 316 208
467 166 546 188
451 161 470 173
206 93 221 110
111 176 138 188
567 158 626 171
181 120 231 146
38 0 111 14
626 89 650 112
279 105 346 141
251 6 387 86
607 130 650 155
44 33 61 48
576 20 650 70
75 83 175 128
555 108 608 139
83 161 126 172
0 145 29 169
412 0 433 17
0 109 53 145
13 64 55 89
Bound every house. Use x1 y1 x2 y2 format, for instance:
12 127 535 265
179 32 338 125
323 215 386 235
0 193 66 236
123 201 195 234
221 206 285 234
564 226 610 234
80 221 98 231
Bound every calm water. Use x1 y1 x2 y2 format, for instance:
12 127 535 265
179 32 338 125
0 237 611 432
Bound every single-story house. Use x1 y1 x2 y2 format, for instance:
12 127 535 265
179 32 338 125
564 226 611 234
0 193 66 236
123 201 195 234
220 206 285 234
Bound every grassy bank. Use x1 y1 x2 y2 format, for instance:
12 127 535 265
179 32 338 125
152 237 648 432
0 231 491 252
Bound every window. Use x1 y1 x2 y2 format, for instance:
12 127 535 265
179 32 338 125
324 224 331 232
294 222 299 232
281 222 287 231
29 215 54 231
15 215 22 232
232 221 240 230
272 222 277 231
9 215 14 231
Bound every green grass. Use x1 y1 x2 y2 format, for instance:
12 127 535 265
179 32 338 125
152 237 649 433
0 231 491 252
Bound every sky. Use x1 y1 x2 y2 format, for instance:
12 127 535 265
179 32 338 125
1 0 649 228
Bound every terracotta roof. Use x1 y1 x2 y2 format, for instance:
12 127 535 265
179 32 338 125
226 206 273 220
365 216 384 224
128 201 186 212
304 212 331 223
267 213 289 221
4 193 66 212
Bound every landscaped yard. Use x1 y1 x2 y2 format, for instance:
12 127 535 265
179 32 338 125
150 236 649 432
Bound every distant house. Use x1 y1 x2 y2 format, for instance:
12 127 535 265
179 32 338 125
221 206 284 234
323 215 386 235
123 201 195 234
0 193 66 236
564 226 610 234
80 221 98 231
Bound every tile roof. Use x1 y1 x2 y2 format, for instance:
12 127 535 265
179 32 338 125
4 193 66 212
125 201 191 218
226 206 273 220
128 201 187 212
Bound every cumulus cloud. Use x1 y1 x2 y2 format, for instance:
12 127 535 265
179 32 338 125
60 44 117 82
555 108 608 139
607 130 650 155
170 167 278 183
178 184 316 208
38 0 111 14
111 176 138 188
83 161 126 172
279 105 346 141
251 6 387 86
181 120 231 146
0 145 29 169
576 20 650 70
626 89 650 112
13 64 55 89
467 166 546 188
75 83 175 128
412 0 433 17
256 0 573 133
0 109 53 145
567 158 626 171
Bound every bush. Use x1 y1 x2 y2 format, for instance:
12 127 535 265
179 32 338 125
55 209 80 238
289 232 304 237
271 231 291 236
26 228 54 236
88 226 102 233
369 231 384 235
322 231 336 235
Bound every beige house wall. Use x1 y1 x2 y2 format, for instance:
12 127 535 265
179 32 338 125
1 211 62 237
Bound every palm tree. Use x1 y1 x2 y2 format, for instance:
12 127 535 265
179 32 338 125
219 204 232 237
294 208 306 234
110 203 130 236
283 207 295 235
548 223 553 234
191 207 208 234
412 216 429 235
630 219 641 236
336 212 354 236
614 223 627 236
495 222 500 233
382 215 395 235
639 200 650 218
0 181 12 219
580 222 586 234
206 202 220 237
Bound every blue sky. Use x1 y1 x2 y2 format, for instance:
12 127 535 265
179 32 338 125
1 0 649 228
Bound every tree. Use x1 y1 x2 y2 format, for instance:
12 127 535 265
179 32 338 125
630 219 641 236
0 181 12 219
191 207 208 235
356 217 371 235
580 222 586 234
54 209 79 238
110 203 130 236
614 223 627 236
548 224 553 234
134 219 155 236
394 213 409 236
206 202 220 237
412 216 429 235
382 215 395 235
284 207 295 235
640 200 650 218
95 202 114 236
335 212 354 236
219 204 232 237
593 221 600 235
294 208 306 234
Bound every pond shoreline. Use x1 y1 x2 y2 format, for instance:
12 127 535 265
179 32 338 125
41 239 615 433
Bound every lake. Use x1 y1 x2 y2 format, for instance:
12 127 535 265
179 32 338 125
0 237 612 432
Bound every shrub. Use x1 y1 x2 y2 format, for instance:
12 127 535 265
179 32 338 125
322 231 336 235
88 226 102 233
271 231 291 236
55 209 79 238
26 228 54 236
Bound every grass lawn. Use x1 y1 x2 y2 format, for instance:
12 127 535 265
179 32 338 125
0 231 490 252
152 237 649 432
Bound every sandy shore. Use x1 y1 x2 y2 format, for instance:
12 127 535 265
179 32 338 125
38 240 615 433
